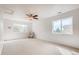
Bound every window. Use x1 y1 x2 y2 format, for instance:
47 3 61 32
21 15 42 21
52 17 73 34
13 24 28 33
53 20 61 32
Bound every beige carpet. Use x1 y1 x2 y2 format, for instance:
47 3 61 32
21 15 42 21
2 39 61 55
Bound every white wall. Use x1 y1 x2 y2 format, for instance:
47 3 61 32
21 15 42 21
0 17 1 41
0 6 33 40
0 12 3 41
2 19 32 40
0 22 3 41
32 8 79 48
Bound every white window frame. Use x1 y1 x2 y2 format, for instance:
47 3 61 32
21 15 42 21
52 16 73 34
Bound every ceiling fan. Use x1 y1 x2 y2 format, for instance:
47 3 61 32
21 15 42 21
26 14 38 20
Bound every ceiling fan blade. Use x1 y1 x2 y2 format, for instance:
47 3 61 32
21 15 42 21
26 14 30 16
30 14 33 16
34 17 38 20
26 14 33 17
33 15 38 17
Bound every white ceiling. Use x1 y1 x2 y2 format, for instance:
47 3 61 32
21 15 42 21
0 4 79 20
